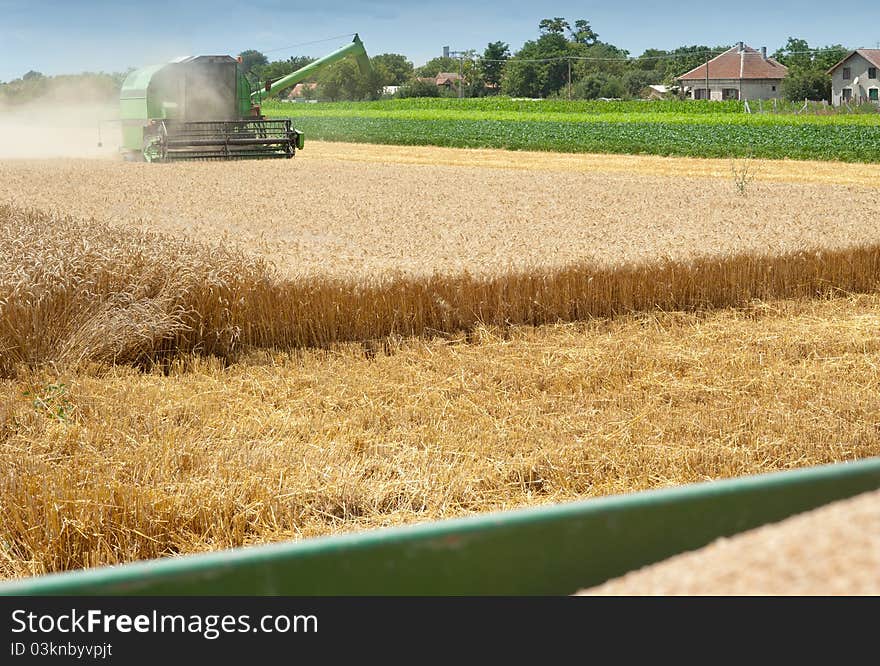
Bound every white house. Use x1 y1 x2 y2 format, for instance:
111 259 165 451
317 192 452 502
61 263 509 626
826 49 880 106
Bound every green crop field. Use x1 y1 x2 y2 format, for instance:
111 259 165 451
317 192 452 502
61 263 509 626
263 98 880 162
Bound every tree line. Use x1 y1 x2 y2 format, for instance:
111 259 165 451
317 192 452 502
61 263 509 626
0 20 851 106
0 70 126 106
240 19 849 102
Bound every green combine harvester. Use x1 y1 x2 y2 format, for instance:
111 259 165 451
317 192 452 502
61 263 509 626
119 35 370 162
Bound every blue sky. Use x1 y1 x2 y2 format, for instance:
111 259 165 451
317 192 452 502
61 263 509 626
1 1 878 81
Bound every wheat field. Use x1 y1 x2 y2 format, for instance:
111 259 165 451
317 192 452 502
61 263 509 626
3 146 880 580
0 149 878 279
4 293 880 578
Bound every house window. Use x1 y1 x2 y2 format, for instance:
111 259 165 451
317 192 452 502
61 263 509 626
870 67 878 80
842 88 853 101
842 67 851 79
722 88 739 100
870 88 879 102
694 88 709 100
771 85 776 91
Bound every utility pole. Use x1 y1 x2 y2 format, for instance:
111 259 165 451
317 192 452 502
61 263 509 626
568 58 572 100
449 49 468 99
705 53 710 101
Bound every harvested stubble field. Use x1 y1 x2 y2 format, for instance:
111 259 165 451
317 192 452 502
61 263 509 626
4 292 880 578
0 147 879 280
2 146 880 581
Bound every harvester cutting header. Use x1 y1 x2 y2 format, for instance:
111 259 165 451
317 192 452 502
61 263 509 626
119 35 370 162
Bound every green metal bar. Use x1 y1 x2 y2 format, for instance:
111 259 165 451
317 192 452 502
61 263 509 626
2 457 878 595
251 34 370 103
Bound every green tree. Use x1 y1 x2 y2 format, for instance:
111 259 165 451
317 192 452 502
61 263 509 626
257 56 317 98
621 69 662 97
569 19 599 45
259 56 315 82
371 53 414 85
316 58 383 101
782 68 832 101
479 41 510 90
396 79 441 98
813 45 849 72
662 45 731 83
772 38 845 101
539 18 570 35
772 37 811 69
573 42 630 79
502 32 570 97
237 50 268 81
415 57 459 78
598 77 625 98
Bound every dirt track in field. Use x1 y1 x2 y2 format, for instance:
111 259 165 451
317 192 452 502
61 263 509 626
306 141 880 188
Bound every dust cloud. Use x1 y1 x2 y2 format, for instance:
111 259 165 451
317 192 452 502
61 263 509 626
0 103 122 159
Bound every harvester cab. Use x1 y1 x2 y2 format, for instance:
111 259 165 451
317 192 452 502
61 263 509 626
119 35 370 162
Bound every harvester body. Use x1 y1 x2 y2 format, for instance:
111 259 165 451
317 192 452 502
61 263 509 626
120 35 369 162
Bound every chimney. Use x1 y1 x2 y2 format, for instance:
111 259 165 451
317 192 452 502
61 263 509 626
738 41 744 52
761 46 767 60
443 46 450 58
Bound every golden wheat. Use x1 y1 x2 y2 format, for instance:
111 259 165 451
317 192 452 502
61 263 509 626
0 156 878 280
3 293 880 578
3 151 880 581
4 203 880 376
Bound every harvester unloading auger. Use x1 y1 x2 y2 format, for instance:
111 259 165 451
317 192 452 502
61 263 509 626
119 35 370 162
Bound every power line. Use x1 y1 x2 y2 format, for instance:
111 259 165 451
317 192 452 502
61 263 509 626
259 33 356 55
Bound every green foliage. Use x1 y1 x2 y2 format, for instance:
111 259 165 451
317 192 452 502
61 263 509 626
415 57 460 78
288 115 880 162
371 53 414 86
773 38 848 102
265 97 746 115
316 59 384 101
0 71 125 106
238 49 268 80
502 32 571 97
395 79 441 98
569 19 599 46
265 97 880 162
480 42 510 90
782 69 832 102
24 384 74 423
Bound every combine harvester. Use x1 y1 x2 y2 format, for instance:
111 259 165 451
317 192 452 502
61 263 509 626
119 35 370 162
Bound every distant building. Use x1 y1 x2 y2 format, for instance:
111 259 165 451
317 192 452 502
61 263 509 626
286 82 318 99
826 49 880 105
417 72 462 90
642 84 671 100
677 43 787 101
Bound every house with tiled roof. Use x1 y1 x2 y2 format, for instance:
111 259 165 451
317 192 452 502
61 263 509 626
677 42 787 101
826 49 880 106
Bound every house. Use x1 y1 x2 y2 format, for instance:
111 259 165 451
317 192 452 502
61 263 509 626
416 72 462 90
286 82 318 99
434 72 461 88
677 42 787 100
642 84 671 100
826 49 880 105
